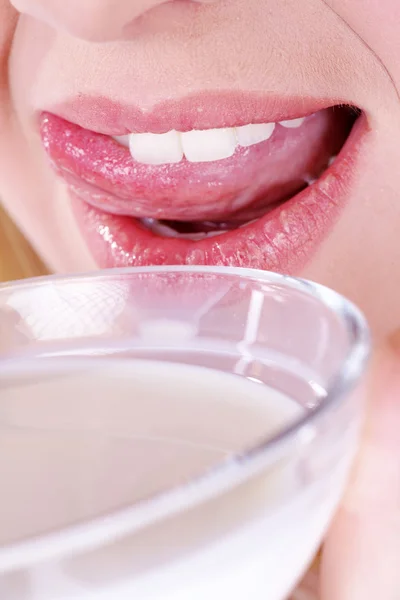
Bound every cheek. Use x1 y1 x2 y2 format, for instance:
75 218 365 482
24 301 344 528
10 0 49 22
326 0 400 87
0 117 95 273
303 116 400 339
0 1 18 134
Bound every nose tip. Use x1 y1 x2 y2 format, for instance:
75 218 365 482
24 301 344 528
11 0 219 42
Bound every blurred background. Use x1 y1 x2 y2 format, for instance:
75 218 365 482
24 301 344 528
0 207 47 282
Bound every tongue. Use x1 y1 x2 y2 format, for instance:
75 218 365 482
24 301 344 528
47 107 354 222
132 107 352 221
188 106 353 224
143 107 353 226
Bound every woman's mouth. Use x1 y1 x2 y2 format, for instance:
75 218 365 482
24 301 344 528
39 96 365 273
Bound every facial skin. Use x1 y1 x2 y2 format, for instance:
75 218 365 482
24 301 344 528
1 0 400 339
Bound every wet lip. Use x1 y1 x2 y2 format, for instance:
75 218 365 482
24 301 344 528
39 97 366 274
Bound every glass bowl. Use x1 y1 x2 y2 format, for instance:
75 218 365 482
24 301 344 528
0 266 370 600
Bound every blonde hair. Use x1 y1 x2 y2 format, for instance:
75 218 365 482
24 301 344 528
0 206 47 282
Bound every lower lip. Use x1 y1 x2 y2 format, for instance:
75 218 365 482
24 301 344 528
65 116 365 273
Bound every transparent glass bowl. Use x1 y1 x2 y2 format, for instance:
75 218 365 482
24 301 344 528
0 266 370 600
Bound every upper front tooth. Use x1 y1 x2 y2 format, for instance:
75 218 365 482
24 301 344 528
181 128 236 163
236 122 275 147
112 135 130 148
129 130 183 165
279 117 306 129
115 117 298 165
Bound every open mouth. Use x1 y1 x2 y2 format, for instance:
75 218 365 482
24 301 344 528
39 97 364 273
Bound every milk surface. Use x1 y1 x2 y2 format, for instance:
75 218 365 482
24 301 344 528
0 359 346 600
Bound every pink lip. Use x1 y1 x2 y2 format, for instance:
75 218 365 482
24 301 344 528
39 96 367 274
50 92 338 135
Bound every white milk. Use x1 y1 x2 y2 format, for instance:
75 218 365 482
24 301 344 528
0 360 351 600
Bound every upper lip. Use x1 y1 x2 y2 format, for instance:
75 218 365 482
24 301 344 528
48 91 343 135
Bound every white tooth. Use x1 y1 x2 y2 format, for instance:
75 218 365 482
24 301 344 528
236 122 275 147
279 117 306 129
181 128 236 163
239 219 258 229
129 130 183 165
112 135 130 148
303 174 317 185
141 218 179 238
